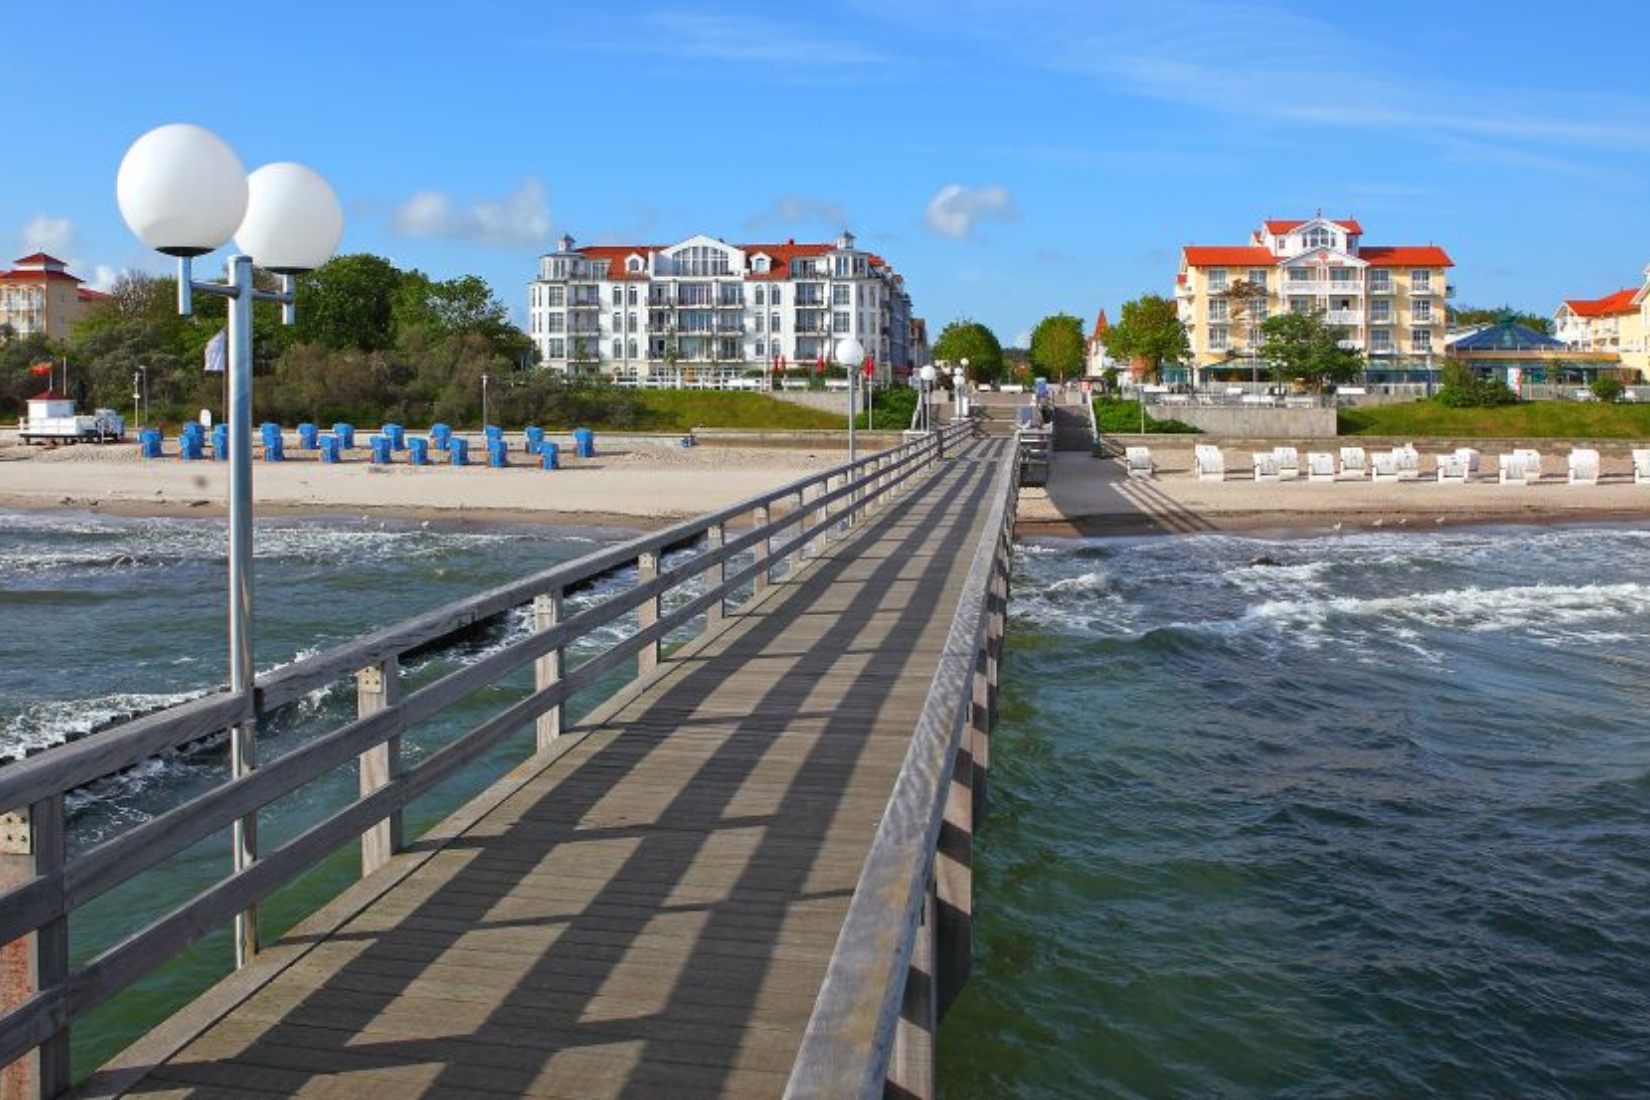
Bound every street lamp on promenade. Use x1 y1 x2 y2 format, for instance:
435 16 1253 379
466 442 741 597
836 335 864 466
482 372 491 429
919 363 937 431
118 123 342 966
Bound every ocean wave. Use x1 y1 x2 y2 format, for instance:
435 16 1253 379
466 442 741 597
1249 582 1650 643
0 689 207 760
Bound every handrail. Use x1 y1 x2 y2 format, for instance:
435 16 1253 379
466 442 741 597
785 435 1019 1097
0 422 975 1092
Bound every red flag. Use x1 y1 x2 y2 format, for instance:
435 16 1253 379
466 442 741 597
861 357 874 378
780 355 787 372
816 354 825 375
28 362 52 376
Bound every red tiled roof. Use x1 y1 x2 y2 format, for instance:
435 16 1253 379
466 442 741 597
77 287 110 302
0 267 81 284
1264 218 1365 236
29 389 71 401
570 240 838 281
577 245 658 281
1358 246 1453 268
1183 246 1277 267
1090 309 1110 341
1563 288 1638 318
12 252 66 267
741 242 832 281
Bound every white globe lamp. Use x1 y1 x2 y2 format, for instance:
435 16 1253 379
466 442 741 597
236 162 344 273
116 123 248 257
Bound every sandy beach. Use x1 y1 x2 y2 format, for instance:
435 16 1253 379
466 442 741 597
1017 443 1650 537
0 434 847 529
3 433 1649 535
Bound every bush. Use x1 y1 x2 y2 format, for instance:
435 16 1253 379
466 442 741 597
1435 360 1519 408
1092 397 1200 434
1591 376 1625 403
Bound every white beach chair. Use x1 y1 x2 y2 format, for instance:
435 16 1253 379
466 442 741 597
1273 446 1301 480
1307 452 1336 482
1498 453 1530 485
1454 447 1481 476
1436 454 1468 485
1371 453 1402 483
1338 446 1367 478
1252 452 1281 482
1633 448 1650 484
1393 445 1421 481
1512 448 1544 482
1194 443 1226 482
1568 448 1600 485
1125 445 1155 479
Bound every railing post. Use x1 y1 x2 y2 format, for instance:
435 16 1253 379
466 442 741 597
534 589 565 749
1 796 68 1100
356 658 403 877
935 715 975 1021
705 525 727 627
753 504 772 593
790 488 808 571
638 550 660 677
887 879 937 1100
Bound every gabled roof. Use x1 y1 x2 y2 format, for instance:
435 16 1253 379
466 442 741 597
577 245 658 281
744 241 831 282
29 389 71 401
77 287 111 302
1562 288 1637 318
1182 246 1277 267
1090 309 1110 341
1358 245 1453 268
1264 217 1364 236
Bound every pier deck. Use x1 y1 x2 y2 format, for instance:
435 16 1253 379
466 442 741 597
86 438 1011 1099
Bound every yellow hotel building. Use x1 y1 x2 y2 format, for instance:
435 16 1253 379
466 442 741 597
1176 216 1453 387
0 253 106 343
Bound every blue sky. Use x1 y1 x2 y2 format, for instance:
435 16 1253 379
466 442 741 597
8 1 1650 347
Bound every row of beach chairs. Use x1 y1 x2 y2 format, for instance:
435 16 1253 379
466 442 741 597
1165 444 1650 485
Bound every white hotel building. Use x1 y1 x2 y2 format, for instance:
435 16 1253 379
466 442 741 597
1176 216 1454 386
527 232 914 387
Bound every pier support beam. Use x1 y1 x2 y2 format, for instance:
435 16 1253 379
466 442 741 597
1 798 67 1100
534 590 565 748
357 659 403 877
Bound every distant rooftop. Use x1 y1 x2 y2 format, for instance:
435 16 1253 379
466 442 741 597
1450 318 1567 353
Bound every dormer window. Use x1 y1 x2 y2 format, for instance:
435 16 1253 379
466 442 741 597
1303 227 1334 251
626 255 643 274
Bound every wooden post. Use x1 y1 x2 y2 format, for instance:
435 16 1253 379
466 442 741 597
1 797 68 1100
886 881 937 1100
790 488 808 572
534 590 565 749
356 659 403 878
753 504 771 593
638 550 660 677
705 524 727 628
935 725 975 1020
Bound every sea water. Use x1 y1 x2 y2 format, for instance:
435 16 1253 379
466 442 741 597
5 511 1650 1093
938 524 1650 1098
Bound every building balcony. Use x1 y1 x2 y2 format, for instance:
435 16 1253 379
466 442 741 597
1283 280 1363 296
1323 310 1363 327
1368 282 1394 295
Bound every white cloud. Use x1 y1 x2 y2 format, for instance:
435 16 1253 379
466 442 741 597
746 195 849 234
391 179 551 249
21 215 75 256
617 11 888 68
924 184 1017 239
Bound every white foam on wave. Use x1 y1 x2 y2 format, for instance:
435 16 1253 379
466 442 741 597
1247 582 1650 651
0 689 206 759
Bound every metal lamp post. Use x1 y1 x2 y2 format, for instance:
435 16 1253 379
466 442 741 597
836 335 864 466
919 364 937 431
482 372 490 428
118 123 342 967
951 365 965 423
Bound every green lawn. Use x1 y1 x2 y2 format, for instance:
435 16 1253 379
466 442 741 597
628 391 844 431
1338 401 1650 439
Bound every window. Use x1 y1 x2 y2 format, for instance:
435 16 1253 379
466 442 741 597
1370 301 1391 323
546 286 565 307
1207 268 1228 293
770 311 781 332
628 339 639 359
1248 268 1270 288
770 286 782 305
612 339 623 358
754 286 765 306
1412 269 1432 292
833 284 850 305
675 245 731 277
755 339 766 358
1209 326 1229 352
627 256 643 274
1304 226 1334 250
627 286 638 306
1412 328 1433 352
1290 297 1313 315
833 312 850 333
1369 270 1391 292
545 313 565 333
1208 299 1229 322
1413 300 1432 323
612 312 622 332
754 313 765 332
1370 328 1392 353
1286 265 1311 285
547 338 565 358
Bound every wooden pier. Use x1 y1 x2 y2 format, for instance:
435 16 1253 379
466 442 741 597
0 427 1018 1099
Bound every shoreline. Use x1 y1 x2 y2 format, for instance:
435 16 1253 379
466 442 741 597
4 437 1650 540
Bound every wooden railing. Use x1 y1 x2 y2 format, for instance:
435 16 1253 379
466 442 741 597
786 438 1019 1099
0 423 974 1098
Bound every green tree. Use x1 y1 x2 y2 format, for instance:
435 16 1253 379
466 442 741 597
1449 304 1553 335
1257 310 1365 391
292 254 402 352
931 319 1005 384
1027 313 1085 381
1102 295 1189 383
